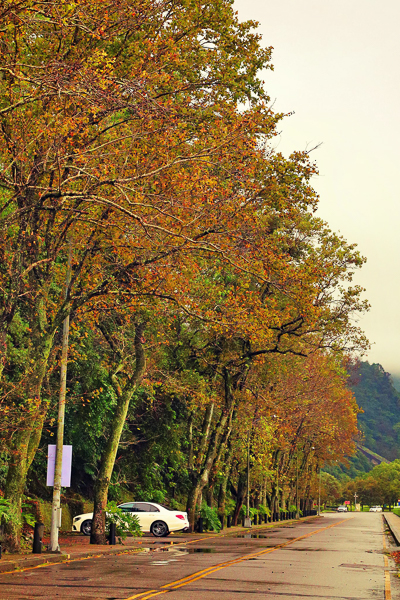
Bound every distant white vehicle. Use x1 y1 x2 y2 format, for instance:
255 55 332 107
72 502 189 537
369 506 382 512
337 505 348 512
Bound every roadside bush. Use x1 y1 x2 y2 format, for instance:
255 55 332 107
105 501 142 540
200 503 221 532
258 505 271 517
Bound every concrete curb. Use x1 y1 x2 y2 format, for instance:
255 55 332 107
383 512 400 546
0 514 320 574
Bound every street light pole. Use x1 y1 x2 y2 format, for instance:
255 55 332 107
244 430 252 527
296 454 300 519
49 241 72 552
318 467 321 516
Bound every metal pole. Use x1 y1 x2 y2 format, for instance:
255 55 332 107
296 454 299 518
277 467 280 519
109 522 116 545
244 430 252 527
49 241 72 552
318 467 321 516
33 522 44 554
247 430 250 519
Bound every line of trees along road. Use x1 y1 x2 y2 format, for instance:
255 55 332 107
0 0 368 549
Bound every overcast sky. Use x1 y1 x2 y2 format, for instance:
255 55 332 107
234 0 400 376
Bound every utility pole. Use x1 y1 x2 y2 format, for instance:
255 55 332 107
318 467 321 516
49 242 72 552
277 466 280 516
244 430 251 527
296 454 300 518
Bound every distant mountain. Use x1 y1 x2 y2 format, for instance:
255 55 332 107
391 374 400 394
349 362 400 462
325 362 400 480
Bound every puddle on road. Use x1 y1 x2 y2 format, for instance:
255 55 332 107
154 547 217 554
149 546 218 565
152 541 180 545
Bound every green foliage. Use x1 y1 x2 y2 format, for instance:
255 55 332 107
115 390 191 502
239 505 259 520
349 362 400 461
166 499 185 511
21 503 36 527
257 505 271 516
200 503 221 532
0 498 35 530
223 498 236 516
0 499 18 525
326 361 400 480
342 460 400 507
105 501 142 540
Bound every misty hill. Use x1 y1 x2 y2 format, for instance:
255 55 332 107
350 362 400 462
325 362 400 480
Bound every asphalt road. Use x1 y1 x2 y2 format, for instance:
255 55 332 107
0 513 397 600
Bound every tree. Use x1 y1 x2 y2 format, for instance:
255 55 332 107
0 0 281 548
0 0 369 548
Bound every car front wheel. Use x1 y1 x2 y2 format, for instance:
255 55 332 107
151 520 169 537
81 519 92 536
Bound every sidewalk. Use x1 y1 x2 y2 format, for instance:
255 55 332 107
0 515 320 574
383 511 400 546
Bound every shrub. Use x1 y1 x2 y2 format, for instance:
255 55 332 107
0 498 35 528
105 501 143 540
258 505 271 517
200 503 221 532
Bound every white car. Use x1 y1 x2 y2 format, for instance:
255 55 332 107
337 505 348 512
369 506 382 512
72 502 189 537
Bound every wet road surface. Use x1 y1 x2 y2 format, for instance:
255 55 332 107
0 513 397 599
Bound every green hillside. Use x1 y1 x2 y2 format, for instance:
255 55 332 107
350 362 400 462
325 362 400 480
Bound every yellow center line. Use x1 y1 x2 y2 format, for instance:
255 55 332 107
0 516 316 577
385 571 392 600
122 517 352 600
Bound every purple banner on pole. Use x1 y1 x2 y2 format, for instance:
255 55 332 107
46 445 72 487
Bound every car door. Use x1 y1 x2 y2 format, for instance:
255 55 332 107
117 502 145 531
133 503 161 532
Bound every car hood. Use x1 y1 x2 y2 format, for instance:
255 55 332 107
74 512 93 520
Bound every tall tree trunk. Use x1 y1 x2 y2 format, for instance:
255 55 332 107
0 328 7 382
90 323 146 545
261 477 267 507
232 470 247 525
188 412 194 471
206 484 214 508
218 449 233 527
3 332 54 551
186 367 237 530
186 400 234 530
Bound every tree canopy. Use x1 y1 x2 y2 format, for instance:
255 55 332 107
0 0 369 549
